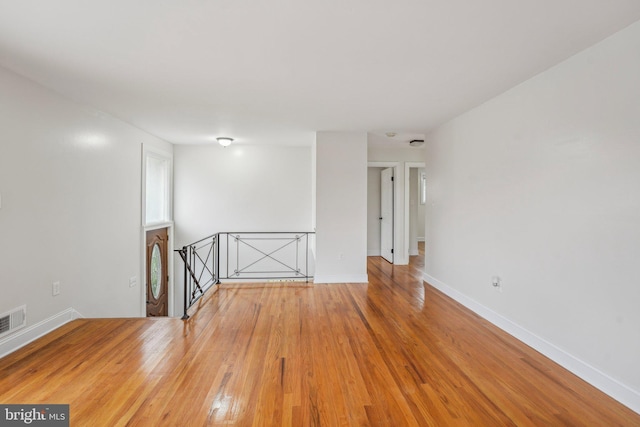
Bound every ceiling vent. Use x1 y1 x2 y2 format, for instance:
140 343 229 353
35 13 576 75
0 305 26 338
409 139 424 147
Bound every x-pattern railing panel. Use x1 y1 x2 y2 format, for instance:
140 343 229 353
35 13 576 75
232 235 302 276
221 232 312 280
176 231 314 319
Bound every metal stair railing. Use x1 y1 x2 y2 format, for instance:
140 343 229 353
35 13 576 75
176 231 314 319
176 233 218 319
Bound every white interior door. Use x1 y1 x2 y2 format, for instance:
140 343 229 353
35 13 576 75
380 167 394 263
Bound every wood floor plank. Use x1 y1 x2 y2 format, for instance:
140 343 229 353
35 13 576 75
1 249 638 426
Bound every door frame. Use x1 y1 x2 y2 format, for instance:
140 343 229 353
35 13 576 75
380 167 394 263
404 162 426 263
368 162 403 264
145 227 170 316
143 224 174 316
141 144 174 317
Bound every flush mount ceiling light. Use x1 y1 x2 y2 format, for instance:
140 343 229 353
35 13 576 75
217 137 233 147
385 132 397 138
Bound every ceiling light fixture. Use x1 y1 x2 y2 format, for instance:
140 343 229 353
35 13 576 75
217 137 233 147
385 132 397 138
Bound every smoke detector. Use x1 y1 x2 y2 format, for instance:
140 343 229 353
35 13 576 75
409 139 424 147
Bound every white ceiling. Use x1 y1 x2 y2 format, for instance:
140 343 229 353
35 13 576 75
1 1 639 147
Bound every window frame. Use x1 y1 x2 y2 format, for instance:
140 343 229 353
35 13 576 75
142 146 173 227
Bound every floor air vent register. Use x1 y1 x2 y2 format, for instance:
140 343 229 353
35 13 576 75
0 305 26 338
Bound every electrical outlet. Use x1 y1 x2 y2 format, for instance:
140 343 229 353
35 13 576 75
129 276 137 288
52 281 61 296
492 276 502 292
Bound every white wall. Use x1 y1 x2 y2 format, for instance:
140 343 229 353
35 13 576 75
311 138 317 256
0 66 172 341
424 21 640 411
367 145 426 163
315 132 368 283
173 144 312 245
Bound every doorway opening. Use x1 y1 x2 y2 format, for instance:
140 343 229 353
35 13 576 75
367 163 398 263
380 167 394 263
404 162 426 263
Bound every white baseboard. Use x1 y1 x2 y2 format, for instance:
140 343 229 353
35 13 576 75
367 249 381 256
0 308 83 358
422 273 640 415
409 249 419 256
417 237 425 242
314 274 369 284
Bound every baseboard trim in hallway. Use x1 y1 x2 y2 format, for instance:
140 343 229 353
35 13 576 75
423 272 640 415
0 307 83 358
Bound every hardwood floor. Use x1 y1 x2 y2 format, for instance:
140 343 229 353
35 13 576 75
1 253 638 426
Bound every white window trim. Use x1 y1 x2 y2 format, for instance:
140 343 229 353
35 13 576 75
142 146 173 227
